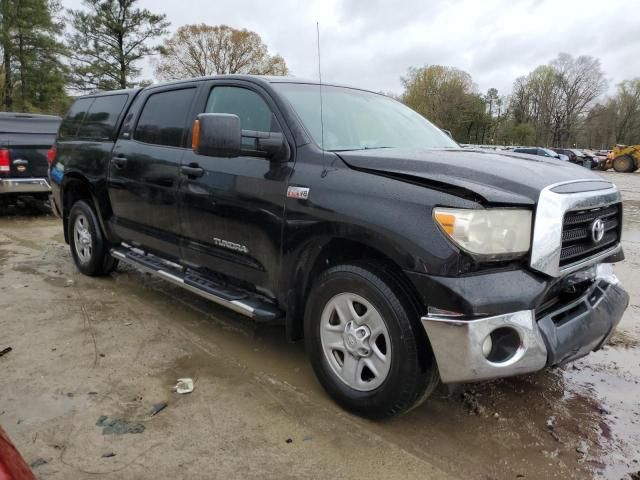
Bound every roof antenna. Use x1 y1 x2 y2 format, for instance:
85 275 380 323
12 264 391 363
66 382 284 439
317 22 327 171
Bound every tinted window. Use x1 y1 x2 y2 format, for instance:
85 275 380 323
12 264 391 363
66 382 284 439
59 98 94 138
205 87 277 133
77 94 128 140
135 88 196 147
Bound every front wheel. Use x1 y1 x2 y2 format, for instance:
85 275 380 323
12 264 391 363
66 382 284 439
305 263 439 419
68 200 118 276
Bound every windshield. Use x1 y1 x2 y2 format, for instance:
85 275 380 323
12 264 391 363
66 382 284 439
542 148 559 157
273 83 459 151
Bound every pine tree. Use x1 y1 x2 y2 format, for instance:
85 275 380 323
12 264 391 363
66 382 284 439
0 0 68 113
66 0 169 92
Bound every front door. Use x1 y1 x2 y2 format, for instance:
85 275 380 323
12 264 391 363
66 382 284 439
179 82 294 297
108 86 197 259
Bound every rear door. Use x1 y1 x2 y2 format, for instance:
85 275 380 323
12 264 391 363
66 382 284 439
107 86 198 260
178 81 293 295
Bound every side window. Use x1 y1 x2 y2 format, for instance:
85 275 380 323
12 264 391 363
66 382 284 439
77 94 128 140
135 88 196 147
59 98 94 139
205 86 280 136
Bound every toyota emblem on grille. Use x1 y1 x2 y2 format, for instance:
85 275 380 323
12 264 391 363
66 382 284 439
591 218 605 243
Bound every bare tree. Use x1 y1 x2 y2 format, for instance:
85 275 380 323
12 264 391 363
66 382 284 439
551 53 607 145
612 79 640 144
154 24 288 81
507 54 606 147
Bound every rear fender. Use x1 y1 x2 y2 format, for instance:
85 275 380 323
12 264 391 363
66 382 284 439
61 173 115 244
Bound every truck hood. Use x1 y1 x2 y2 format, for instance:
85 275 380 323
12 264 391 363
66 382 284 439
337 148 603 205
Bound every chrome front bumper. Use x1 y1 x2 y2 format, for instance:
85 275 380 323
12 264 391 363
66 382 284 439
0 177 51 195
422 265 627 384
422 310 547 383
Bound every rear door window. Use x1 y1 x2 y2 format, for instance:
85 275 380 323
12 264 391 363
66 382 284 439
134 88 196 147
77 94 128 140
59 98 94 139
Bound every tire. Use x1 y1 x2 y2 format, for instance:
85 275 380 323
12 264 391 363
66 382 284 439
304 262 439 419
613 155 637 173
68 200 118 276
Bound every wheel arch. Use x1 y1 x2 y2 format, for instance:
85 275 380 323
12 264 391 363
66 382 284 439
283 235 425 341
61 173 110 244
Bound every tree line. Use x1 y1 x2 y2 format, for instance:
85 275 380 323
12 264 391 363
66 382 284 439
0 0 288 114
402 56 640 148
0 0 638 148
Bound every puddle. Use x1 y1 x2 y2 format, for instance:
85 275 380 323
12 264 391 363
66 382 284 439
562 345 640 479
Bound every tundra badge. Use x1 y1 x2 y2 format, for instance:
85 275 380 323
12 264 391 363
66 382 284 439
213 238 249 254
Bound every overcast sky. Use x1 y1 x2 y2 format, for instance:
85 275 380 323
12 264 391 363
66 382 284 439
64 0 638 98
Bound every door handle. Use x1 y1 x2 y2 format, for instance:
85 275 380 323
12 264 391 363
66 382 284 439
180 165 205 178
111 156 128 168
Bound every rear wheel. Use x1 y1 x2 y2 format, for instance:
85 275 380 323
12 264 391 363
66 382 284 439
305 262 439 419
613 155 637 173
68 200 118 276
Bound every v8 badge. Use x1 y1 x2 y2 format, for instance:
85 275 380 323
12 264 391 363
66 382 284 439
287 186 310 200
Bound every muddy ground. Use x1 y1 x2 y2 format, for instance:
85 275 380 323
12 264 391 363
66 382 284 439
1 171 639 480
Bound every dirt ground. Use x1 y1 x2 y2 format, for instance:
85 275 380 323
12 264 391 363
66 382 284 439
1 171 639 480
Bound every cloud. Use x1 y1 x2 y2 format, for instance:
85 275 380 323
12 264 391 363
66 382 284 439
62 0 638 97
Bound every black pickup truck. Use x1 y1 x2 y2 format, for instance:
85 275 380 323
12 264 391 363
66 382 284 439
0 112 61 206
49 76 629 418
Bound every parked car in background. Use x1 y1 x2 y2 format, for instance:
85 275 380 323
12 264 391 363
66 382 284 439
553 148 580 163
591 150 614 170
0 112 61 208
580 149 602 169
512 147 568 161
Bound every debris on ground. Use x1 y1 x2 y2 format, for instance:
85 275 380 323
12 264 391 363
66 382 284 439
173 378 194 394
30 458 47 468
101 452 116 458
96 415 145 435
0 347 12 357
149 402 168 417
461 391 486 416
546 416 556 430
576 440 589 456
285 438 293 444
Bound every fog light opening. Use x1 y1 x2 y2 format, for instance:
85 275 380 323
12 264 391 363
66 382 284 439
485 327 521 363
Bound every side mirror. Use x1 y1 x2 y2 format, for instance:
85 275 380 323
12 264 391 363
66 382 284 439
193 113 241 158
242 130 290 162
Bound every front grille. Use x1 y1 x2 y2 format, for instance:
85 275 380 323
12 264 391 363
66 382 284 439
559 204 621 267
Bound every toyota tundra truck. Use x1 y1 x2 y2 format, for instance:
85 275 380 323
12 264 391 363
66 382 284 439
49 76 629 419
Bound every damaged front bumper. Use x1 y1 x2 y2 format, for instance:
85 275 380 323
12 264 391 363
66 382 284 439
421 265 629 384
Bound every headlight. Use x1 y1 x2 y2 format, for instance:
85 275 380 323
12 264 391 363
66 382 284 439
433 207 532 259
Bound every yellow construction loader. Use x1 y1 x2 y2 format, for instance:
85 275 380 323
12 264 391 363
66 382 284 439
609 145 640 172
